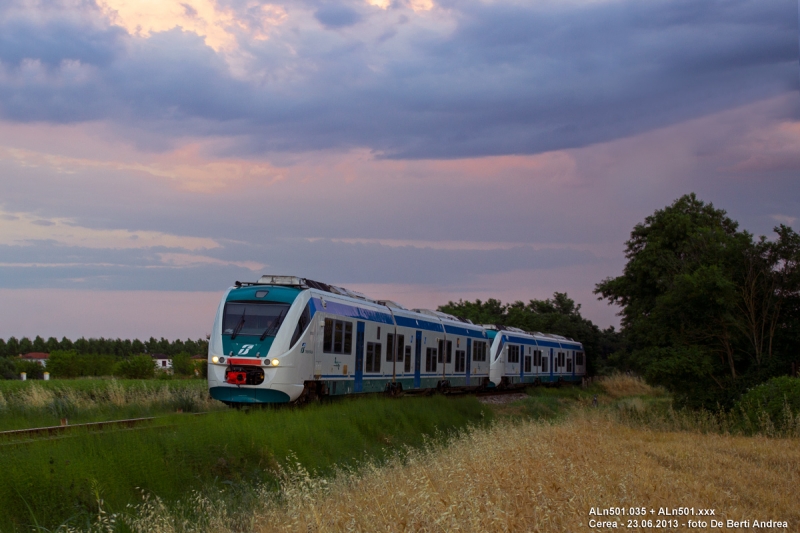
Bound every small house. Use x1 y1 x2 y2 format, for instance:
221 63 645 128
21 352 49 368
151 353 172 369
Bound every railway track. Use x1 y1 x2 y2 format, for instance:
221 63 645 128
0 412 215 445
0 417 157 441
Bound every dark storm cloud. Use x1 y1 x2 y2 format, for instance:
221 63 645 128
0 9 123 68
314 4 362 28
0 0 796 157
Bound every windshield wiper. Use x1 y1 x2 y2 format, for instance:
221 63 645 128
260 309 286 341
231 309 246 340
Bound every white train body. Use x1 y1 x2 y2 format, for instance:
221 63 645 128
208 276 494 404
486 326 585 387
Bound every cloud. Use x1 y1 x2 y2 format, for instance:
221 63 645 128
0 0 795 158
314 4 362 28
156 252 265 271
0 209 219 250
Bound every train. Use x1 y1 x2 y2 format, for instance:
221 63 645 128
207 275 586 405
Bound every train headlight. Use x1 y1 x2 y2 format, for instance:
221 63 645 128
219 356 226 364
212 356 219 364
271 359 280 367
263 359 271 366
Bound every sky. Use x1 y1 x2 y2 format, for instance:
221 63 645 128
0 0 798 340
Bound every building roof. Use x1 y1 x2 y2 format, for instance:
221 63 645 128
21 352 49 360
150 353 171 359
190 355 206 360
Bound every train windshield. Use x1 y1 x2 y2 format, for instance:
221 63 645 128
223 302 291 338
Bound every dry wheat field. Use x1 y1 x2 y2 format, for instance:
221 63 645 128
124 387 799 533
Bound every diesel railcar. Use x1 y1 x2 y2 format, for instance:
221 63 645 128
485 325 585 387
207 275 584 405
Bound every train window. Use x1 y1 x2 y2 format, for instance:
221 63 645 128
473 341 487 362
508 345 520 364
290 303 312 348
323 319 353 355
542 357 548 372
535 350 542 367
223 302 290 338
567 359 573 372
437 340 444 364
334 321 343 352
323 318 332 352
404 345 411 372
397 335 404 361
365 342 382 373
425 348 437 372
558 352 565 367
446 341 453 364
455 350 466 372
576 352 584 365
524 355 532 373
344 322 352 353
386 333 395 362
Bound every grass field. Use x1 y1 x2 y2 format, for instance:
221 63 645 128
0 395 490 532
0 379 218 431
2 376 798 532
120 377 798 533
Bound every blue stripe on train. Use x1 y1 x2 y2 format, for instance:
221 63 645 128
310 297 456 334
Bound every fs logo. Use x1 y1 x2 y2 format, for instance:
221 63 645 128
237 344 255 355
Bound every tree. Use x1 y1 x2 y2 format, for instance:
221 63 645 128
595 194 800 408
59 337 73 351
6 337 19 356
45 337 60 353
18 337 32 354
32 335 46 352
0 358 15 379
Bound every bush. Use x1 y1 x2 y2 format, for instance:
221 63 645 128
47 350 116 378
0 358 17 380
172 352 193 376
13 359 44 380
735 376 800 431
113 355 155 379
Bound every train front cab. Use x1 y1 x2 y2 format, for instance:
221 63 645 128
208 284 313 404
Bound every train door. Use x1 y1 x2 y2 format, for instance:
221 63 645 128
414 330 422 388
354 321 365 392
465 338 472 386
524 347 531 382
569 351 574 379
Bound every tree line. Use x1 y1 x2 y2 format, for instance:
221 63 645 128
0 336 209 358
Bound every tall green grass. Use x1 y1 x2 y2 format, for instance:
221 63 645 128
0 380 218 431
0 395 490 531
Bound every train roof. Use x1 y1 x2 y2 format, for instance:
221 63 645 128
234 275 577 344
481 324 581 347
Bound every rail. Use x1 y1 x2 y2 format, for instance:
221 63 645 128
0 417 156 440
